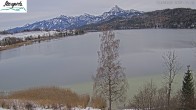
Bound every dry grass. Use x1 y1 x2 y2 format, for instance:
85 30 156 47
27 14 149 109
0 87 108 109
0 100 10 109
7 87 90 108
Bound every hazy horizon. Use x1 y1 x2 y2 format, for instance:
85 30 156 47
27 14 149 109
0 0 195 30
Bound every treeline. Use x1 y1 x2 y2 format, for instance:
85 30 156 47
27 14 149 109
0 30 85 47
128 76 194 110
126 52 195 110
0 30 10 35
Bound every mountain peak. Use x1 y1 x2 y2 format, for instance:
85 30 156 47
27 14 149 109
110 5 123 12
58 15 67 18
6 6 142 33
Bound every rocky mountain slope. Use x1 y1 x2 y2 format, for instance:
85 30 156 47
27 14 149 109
7 5 142 33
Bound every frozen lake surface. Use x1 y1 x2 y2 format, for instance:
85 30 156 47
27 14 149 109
0 29 196 91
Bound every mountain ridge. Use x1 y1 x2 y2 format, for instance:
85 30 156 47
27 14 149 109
7 5 142 33
6 7 196 33
81 8 196 30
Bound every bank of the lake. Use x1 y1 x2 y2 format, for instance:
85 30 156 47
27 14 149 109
0 30 85 52
0 41 33 51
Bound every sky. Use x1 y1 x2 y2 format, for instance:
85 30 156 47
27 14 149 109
0 0 195 30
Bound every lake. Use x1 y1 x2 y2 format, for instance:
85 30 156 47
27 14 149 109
0 29 196 92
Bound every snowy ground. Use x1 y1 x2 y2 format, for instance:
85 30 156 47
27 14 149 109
0 108 8 110
0 107 137 110
0 108 51 110
0 31 58 40
72 107 101 110
0 107 101 110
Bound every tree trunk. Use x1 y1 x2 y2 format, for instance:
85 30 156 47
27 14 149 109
167 83 171 109
109 75 112 110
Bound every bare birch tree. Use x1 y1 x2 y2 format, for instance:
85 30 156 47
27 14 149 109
162 50 181 109
93 31 128 110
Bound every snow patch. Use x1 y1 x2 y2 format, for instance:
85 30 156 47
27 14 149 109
0 31 58 40
0 107 100 110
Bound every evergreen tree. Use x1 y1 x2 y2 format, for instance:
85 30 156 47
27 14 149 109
181 65 194 109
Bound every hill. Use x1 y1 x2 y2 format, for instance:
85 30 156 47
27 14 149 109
81 8 196 30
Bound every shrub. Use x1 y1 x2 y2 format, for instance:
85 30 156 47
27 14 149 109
90 96 106 109
78 94 90 108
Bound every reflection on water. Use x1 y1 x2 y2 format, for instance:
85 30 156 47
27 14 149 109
0 29 196 91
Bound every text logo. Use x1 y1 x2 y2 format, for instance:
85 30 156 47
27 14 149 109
0 0 27 13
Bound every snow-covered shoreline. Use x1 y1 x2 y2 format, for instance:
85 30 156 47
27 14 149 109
0 30 85 51
0 31 58 41
0 107 101 110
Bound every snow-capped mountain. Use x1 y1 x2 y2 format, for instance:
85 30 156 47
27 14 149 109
101 5 140 19
7 5 142 33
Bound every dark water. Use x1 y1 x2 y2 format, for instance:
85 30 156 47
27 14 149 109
0 29 196 91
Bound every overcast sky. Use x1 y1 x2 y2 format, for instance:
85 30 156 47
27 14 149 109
0 0 195 30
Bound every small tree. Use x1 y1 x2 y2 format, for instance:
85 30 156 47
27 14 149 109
162 50 181 108
93 31 128 110
181 65 194 109
130 84 184 110
156 86 168 109
131 81 157 110
91 96 107 109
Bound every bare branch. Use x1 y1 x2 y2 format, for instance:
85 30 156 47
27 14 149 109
162 50 181 108
93 31 128 110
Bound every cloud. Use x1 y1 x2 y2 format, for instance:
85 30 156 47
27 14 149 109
0 0 195 30
0 11 57 30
